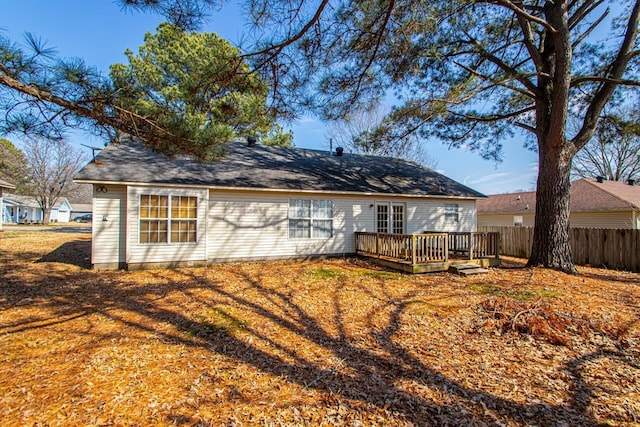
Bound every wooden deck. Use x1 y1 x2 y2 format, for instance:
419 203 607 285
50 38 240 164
354 231 501 273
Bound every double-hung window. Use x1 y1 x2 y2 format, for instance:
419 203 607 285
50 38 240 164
171 196 197 242
288 199 333 239
139 195 197 244
444 203 459 223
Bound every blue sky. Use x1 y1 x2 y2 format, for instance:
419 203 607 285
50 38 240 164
3 0 540 194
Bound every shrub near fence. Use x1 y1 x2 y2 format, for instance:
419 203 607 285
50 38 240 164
478 226 640 272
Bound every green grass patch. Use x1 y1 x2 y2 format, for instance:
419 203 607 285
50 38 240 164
186 307 248 338
469 284 503 296
469 284 561 301
305 268 345 281
359 270 404 280
405 299 432 316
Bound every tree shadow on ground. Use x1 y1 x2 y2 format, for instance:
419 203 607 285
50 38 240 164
1 255 636 425
36 239 91 269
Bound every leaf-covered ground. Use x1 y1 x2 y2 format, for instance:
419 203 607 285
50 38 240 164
0 229 638 426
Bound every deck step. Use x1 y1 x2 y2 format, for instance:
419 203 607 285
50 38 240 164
457 267 490 276
448 263 490 276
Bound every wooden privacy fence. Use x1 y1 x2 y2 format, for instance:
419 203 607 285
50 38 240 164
479 226 640 272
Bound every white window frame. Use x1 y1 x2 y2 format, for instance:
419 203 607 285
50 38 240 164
139 194 198 245
513 215 524 227
444 203 459 223
288 199 334 239
376 202 406 234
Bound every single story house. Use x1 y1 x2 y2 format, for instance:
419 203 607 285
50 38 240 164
70 203 93 220
0 178 15 229
478 177 640 229
74 139 486 270
2 195 73 224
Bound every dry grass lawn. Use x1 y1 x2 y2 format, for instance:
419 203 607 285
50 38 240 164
0 229 639 426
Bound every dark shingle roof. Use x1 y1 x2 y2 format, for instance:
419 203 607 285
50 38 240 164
75 140 485 198
477 178 640 213
70 203 93 213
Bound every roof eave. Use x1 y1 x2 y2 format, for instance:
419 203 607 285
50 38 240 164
74 178 484 200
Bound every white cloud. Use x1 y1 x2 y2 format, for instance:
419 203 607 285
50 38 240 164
464 172 511 185
463 171 538 194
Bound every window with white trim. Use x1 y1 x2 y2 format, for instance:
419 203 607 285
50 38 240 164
513 215 523 227
139 195 197 244
444 203 459 223
392 204 405 234
288 199 333 239
376 204 389 233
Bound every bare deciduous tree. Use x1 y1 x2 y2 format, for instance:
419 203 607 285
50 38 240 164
326 106 438 168
572 108 640 182
23 139 87 224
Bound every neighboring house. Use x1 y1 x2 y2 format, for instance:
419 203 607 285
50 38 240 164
2 195 73 224
50 198 72 223
75 139 486 270
478 177 640 229
70 203 93 220
0 179 16 229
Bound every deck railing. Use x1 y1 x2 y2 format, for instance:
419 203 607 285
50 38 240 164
447 232 500 259
355 231 499 265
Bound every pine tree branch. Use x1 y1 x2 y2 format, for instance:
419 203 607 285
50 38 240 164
482 0 557 33
572 0 640 149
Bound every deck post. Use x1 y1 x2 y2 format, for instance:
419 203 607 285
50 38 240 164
375 233 379 258
469 232 474 260
494 232 500 259
411 234 417 266
444 233 449 263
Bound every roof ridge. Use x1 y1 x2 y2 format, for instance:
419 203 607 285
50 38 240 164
228 140 420 163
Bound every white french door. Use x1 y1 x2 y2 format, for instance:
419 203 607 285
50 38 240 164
376 202 405 234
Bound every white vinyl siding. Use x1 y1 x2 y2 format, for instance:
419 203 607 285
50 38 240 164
479 211 636 229
478 213 535 227
92 184 127 266
409 199 477 233
569 211 635 229
207 190 477 262
127 186 207 264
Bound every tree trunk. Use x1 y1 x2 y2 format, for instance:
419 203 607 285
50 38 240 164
43 207 51 225
527 140 577 274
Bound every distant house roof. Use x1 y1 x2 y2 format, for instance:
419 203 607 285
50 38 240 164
75 139 485 199
0 178 15 189
3 194 71 209
71 203 92 213
3 194 40 208
478 178 640 214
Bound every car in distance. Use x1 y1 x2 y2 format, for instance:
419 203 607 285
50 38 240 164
74 213 92 223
